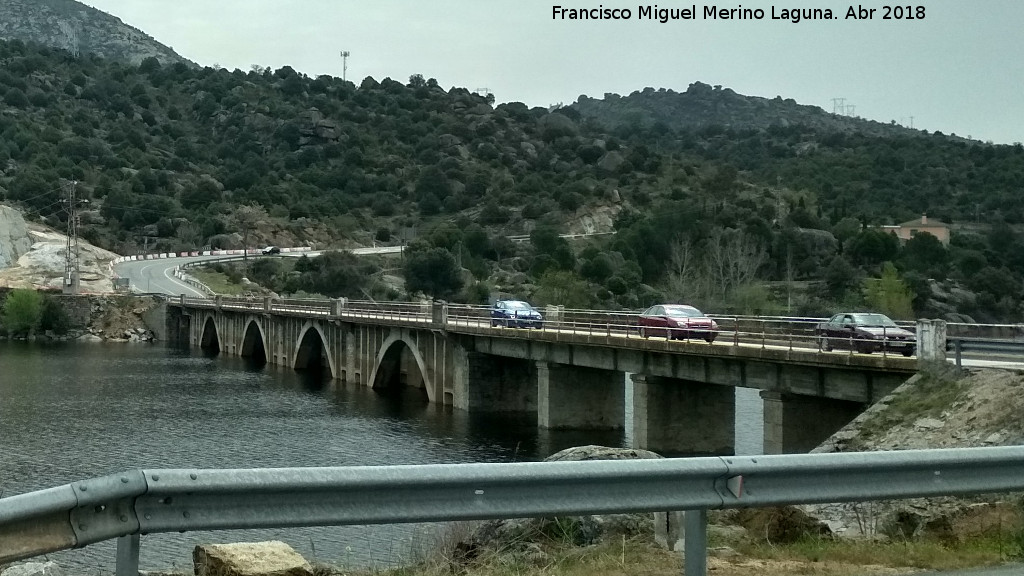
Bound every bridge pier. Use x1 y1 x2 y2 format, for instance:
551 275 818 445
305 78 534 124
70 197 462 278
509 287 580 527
459 352 537 413
630 374 734 455
760 391 864 454
537 362 624 430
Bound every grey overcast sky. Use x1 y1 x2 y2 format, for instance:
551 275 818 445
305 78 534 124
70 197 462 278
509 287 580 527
79 0 1022 144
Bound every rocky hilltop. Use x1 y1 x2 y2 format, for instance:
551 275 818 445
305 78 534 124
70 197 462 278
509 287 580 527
573 81 935 139
0 0 190 65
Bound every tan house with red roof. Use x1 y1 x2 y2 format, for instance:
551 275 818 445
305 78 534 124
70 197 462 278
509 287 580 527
880 214 950 246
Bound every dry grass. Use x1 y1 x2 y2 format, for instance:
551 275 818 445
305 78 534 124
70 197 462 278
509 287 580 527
189 269 246 295
322 530 1020 576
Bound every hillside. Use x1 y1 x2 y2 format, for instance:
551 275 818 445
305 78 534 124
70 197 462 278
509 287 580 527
572 82 927 139
0 0 189 65
1 36 1023 319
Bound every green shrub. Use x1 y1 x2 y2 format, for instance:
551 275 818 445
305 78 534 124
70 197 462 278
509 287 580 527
39 295 70 334
2 289 43 335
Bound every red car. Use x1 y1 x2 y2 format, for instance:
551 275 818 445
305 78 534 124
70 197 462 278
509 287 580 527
638 304 719 342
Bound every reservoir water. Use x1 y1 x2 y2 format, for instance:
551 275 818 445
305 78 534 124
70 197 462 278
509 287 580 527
0 341 762 573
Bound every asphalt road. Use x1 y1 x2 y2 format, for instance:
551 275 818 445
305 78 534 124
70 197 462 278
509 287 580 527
113 246 404 297
115 255 213 297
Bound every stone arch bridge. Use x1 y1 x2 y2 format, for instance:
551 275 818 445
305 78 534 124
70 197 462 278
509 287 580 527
168 296 921 455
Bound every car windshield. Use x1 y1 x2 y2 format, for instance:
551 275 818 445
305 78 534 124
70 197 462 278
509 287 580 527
664 306 704 318
851 313 898 327
504 301 533 310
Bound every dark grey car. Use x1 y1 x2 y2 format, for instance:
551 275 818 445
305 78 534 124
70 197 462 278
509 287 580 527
815 312 916 356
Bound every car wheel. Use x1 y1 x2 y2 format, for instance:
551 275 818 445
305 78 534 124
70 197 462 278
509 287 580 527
857 343 874 354
490 319 498 328
818 337 832 352
705 334 716 344
902 348 915 357
639 326 647 338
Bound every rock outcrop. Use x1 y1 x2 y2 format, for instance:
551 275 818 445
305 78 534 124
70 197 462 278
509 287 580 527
0 205 32 269
805 367 1024 539
0 212 119 292
0 0 190 66
0 562 64 576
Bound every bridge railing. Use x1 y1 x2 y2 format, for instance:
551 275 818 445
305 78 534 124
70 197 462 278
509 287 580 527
344 299 431 321
3 447 1024 576
271 297 331 316
180 298 1024 361
444 304 916 358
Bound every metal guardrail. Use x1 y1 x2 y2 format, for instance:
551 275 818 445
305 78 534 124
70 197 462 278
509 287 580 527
951 338 1024 367
3 447 1024 576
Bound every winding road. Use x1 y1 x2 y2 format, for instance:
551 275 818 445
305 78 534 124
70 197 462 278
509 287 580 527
113 246 402 297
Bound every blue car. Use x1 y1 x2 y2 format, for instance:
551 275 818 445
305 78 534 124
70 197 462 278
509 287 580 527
490 300 544 329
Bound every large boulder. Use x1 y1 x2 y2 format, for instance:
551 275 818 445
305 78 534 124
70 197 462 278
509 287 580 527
0 562 64 576
193 541 312 576
459 445 682 557
726 507 831 544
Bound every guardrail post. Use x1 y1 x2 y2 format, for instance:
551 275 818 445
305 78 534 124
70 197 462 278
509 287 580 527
115 533 140 576
214 295 223 310
179 294 185 305
917 318 947 368
432 300 448 328
683 509 707 576
955 339 963 368
263 296 273 313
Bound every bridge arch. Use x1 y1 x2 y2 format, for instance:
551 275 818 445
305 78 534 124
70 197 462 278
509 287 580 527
199 315 220 353
292 322 336 379
239 319 267 364
367 332 433 402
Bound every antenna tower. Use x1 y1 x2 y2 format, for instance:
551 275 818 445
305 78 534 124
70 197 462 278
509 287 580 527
831 98 846 115
845 104 856 117
61 180 84 294
340 50 350 82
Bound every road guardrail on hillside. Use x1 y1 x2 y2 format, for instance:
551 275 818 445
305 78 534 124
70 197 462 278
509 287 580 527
950 337 1024 367
3 447 1024 576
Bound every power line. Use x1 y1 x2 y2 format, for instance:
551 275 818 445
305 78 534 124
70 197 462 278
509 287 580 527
60 180 88 294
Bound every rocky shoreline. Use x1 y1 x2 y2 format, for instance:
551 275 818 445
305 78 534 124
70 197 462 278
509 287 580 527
0 291 161 342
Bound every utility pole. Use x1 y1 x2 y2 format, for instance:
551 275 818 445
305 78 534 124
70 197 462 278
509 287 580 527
340 50 350 82
60 180 86 294
242 225 250 278
831 98 846 115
